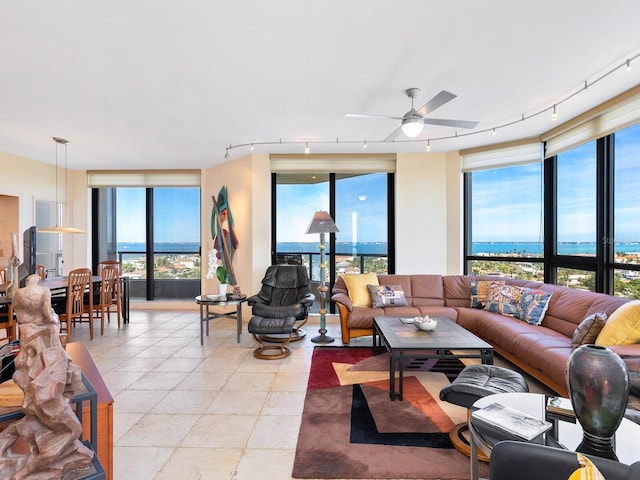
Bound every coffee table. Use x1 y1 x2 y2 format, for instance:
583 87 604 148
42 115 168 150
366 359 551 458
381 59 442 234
373 315 494 400
469 392 640 480
194 294 247 345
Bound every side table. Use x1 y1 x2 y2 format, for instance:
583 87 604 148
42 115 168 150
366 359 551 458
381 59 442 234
468 392 640 480
195 294 247 345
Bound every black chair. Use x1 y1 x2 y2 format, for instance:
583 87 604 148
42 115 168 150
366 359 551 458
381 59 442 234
489 440 640 480
247 265 315 341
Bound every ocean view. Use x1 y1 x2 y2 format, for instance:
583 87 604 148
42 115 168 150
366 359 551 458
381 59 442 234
116 241 640 257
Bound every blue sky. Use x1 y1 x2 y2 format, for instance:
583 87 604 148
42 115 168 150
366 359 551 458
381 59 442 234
472 122 640 243
276 173 388 243
115 123 639 245
117 188 200 243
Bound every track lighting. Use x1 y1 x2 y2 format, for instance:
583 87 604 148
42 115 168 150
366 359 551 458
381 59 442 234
221 50 640 157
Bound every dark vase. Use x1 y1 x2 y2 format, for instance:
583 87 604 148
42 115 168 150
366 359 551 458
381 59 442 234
567 344 629 460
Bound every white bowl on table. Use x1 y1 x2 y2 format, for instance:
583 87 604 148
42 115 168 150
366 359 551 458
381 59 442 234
414 316 437 331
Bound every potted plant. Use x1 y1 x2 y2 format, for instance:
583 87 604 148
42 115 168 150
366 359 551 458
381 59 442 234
216 265 229 295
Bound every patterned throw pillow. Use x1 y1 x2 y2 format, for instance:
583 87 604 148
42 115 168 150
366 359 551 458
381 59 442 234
484 284 524 315
514 288 552 325
571 312 607 349
367 284 409 308
470 280 505 308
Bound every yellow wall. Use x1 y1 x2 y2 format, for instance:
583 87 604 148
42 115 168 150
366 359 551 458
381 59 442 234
0 151 90 272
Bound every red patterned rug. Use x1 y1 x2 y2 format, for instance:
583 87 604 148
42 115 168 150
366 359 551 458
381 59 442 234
292 347 490 479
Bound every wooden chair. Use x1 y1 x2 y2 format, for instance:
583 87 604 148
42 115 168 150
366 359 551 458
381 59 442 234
35 264 46 280
0 303 16 344
57 268 93 341
97 261 123 324
92 264 121 335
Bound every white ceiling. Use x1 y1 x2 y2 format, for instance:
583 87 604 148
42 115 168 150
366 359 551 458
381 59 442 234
2 1 640 170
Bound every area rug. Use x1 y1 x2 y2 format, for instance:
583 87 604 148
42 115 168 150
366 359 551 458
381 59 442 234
292 347 490 480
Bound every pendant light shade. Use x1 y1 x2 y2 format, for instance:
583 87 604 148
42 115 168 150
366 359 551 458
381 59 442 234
37 137 86 234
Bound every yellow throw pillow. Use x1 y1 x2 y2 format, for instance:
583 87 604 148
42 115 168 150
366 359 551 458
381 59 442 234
568 453 605 480
596 300 640 346
342 273 379 307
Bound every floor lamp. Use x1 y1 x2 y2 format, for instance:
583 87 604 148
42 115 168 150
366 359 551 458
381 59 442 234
305 211 339 344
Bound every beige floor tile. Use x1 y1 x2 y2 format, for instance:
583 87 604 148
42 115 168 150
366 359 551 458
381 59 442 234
235 448 296 480
261 391 306 416
113 412 144 442
151 389 218 414
222 371 276 392
155 447 243 480
177 371 231 391
247 415 301 449
130 371 189 390
152 356 204 373
180 414 257 448
271 372 310 391
118 413 199 447
114 389 171 414
113 446 174 480
205 390 268 415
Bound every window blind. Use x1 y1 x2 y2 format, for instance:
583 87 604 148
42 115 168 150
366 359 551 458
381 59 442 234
460 139 542 172
543 84 640 158
87 170 201 188
270 154 396 173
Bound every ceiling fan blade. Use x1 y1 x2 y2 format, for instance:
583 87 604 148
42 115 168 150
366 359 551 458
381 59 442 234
423 118 479 129
345 113 403 120
384 125 403 142
415 90 457 117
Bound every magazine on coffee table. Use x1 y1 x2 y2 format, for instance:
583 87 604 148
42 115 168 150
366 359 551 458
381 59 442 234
471 402 552 441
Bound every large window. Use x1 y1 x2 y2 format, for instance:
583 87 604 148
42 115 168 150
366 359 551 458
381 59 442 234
466 162 544 281
274 171 393 311
465 120 640 299
93 187 201 300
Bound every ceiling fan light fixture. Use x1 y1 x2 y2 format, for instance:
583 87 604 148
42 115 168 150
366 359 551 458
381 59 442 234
401 116 424 138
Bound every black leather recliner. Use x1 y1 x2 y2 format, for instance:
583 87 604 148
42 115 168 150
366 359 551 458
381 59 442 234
247 265 315 341
489 440 640 480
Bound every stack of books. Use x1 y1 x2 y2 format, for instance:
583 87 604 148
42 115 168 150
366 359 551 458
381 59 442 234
471 402 553 441
545 396 576 423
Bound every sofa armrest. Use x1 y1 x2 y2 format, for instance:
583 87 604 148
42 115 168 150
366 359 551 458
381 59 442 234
246 294 266 306
331 292 353 312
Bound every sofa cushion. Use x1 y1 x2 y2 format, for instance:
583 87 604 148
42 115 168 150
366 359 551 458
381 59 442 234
596 300 640 346
484 284 524 315
470 280 505 308
571 312 607 349
367 284 408 307
514 288 552 325
342 273 379 307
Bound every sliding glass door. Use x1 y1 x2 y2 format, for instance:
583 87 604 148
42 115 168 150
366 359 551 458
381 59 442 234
92 187 201 300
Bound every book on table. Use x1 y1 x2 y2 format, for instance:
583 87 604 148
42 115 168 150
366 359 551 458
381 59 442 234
471 402 553 441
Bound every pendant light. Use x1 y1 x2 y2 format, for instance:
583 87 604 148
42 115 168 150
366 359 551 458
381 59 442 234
38 137 86 234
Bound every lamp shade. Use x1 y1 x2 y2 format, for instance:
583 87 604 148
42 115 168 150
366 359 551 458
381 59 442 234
401 117 424 138
305 211 339 234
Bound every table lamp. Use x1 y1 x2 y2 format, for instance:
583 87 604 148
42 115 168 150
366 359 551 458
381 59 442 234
305 211 339 343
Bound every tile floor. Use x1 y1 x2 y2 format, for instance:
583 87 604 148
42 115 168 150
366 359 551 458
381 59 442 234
75 306 360 480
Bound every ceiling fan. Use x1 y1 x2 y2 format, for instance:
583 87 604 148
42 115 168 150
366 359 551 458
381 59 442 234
345 88 479 141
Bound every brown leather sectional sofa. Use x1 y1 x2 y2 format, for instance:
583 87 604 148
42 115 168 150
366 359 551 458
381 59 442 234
331 274 640 398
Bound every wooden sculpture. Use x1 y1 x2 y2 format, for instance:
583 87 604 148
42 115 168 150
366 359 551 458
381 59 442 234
0 274 93 479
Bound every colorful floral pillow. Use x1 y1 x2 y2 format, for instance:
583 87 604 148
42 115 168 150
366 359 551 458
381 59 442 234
514 288 552 325
470 280 505 308
484 284 524 315
367 284 409 307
